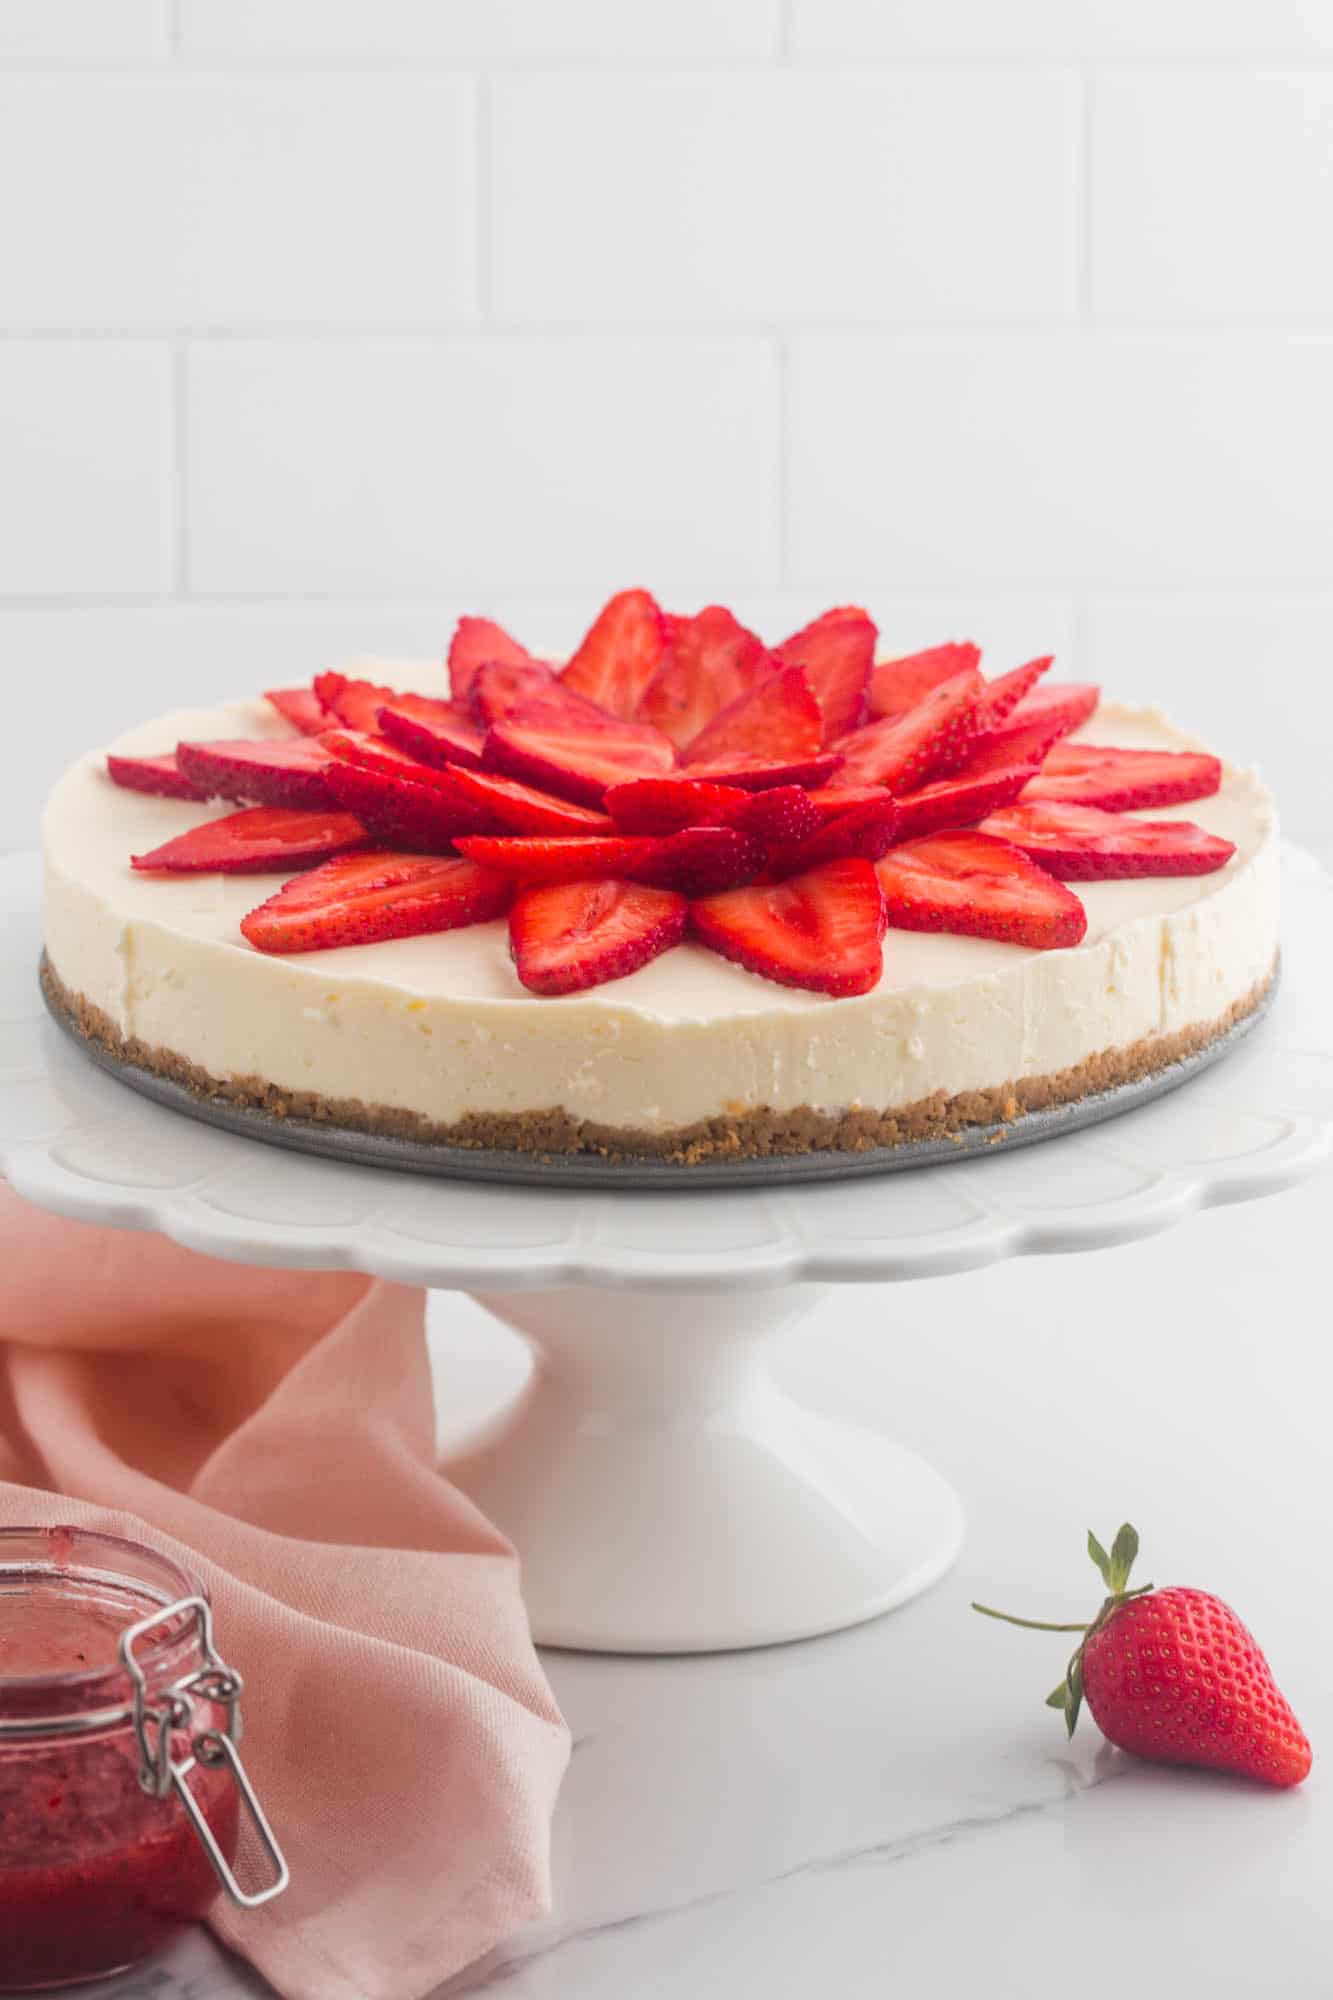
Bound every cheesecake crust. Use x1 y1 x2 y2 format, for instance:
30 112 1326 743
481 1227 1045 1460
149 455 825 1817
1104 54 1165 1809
42 954 1276 1166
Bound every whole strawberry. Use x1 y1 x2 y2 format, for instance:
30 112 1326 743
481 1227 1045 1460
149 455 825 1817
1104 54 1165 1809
973 1524 1312 1788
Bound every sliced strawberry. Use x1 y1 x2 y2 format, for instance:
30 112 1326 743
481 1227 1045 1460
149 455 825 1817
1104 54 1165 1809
637 606 771 750
875 833 1086 950
723 784 821 848
447 616 535 704
458 826 763 896
894 758 1042 842
606 777 820 846
425 763 613 836
805 783 895 825
560 588 669 720
775 607 876 744
132 806 371 875
782 795 901 872
324 761 489 851
1023 742 1222 812
969 656 1052 736
686 750 843 791
313 670 404 734
265 687 328 736
831 667 984 793
321 727 450 785
106 752 209 802
377 693 485 770
509 878 687 995
869 642 981 721
955 714 1074 776
485 715 675 808
979 800 1236 878
684 664 821 771
984 681 1099 751
605 774 752 834
241 851 512 956
469 658 565 728
690 858 884 997
175 737 336 809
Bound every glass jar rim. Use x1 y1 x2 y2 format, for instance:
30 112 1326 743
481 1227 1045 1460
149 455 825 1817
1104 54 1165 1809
0 1524 208 1729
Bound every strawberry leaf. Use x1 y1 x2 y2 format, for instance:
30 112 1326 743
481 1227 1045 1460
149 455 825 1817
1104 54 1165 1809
1087 1530 1113 1587
1064 1655 1085 1738
1108 1523 1140 1596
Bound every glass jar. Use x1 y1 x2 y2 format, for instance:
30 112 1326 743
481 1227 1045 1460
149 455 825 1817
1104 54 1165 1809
0 1525 285 1991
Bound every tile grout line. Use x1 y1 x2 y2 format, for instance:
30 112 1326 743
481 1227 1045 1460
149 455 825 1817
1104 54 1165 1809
12 322 1333 343
9 586 1333 613
162 0 182 63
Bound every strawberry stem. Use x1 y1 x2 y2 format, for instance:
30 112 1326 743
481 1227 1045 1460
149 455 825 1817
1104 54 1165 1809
970 1603 1089 1634
972 1521 1155 1742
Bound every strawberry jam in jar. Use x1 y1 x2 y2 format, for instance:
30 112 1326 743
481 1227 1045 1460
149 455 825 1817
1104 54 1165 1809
0 1526 285 1991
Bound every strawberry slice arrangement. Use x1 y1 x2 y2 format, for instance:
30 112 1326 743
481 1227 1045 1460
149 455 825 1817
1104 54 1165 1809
974 1523 1312 1788
107 590 1237 996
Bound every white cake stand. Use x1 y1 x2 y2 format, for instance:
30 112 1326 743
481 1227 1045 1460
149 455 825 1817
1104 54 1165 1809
3 850 1330 1653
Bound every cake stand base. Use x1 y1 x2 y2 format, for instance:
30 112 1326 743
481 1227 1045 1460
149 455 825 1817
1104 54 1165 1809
447 1285 965 1652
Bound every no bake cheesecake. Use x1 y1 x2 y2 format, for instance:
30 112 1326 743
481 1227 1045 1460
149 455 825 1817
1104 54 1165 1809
41 596 1278 1162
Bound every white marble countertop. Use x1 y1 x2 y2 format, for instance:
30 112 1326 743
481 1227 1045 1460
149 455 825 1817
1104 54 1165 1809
94 1155 1332 2000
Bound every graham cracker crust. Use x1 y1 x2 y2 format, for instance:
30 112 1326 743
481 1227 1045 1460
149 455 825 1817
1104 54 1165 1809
42 955 1275 1167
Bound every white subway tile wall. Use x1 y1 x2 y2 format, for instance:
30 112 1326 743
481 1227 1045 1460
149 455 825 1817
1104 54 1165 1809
3 4 1330 848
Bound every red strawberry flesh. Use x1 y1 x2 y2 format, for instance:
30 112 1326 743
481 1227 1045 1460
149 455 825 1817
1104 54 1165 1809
175 737 337 810
324 760 490 851
686 751 843 791
782 795 901 872
458 825 763 895
985 681 1099 752
723 785 822 848
894 759 1043 842
241 851 512 955
690 857 885 997
132 806 370 875
1024 743 1222 812
638 607 770 749
264 688 328 736
509 877 687 995
685 664 822 771
776 607 876 744
377 693 485 770
447 616 535 704
560 588 669 720
876 831 1087 950
106 753 209 802
313 671 403 734
605 775 752 834
484 716 675 807
832 667 984 793
979 800 1236 878
424 762 613 836
968 656 1053 736
469 659 574 729
869 642 981 720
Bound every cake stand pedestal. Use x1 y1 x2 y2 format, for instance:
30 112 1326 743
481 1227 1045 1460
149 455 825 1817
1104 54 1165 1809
3 849 1330 1652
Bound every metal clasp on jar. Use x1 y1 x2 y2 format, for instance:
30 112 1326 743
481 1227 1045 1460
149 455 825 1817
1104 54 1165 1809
120 1595 290 1910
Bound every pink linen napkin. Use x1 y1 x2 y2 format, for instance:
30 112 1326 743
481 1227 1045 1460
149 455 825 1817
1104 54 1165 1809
0 1184 569 2000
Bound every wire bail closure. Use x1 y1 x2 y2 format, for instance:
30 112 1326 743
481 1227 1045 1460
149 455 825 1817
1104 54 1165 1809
119 1594 290 1910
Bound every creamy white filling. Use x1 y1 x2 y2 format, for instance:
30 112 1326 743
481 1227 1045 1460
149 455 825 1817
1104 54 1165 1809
41 665 1280 1134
